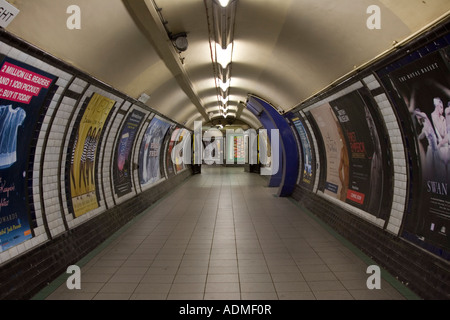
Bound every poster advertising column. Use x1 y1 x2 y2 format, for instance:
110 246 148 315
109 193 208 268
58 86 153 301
0 56 57 252
69 93 115 218
138 116 171 187
382 47 450 257
113 110 145 198
329 90 386 218
309 103 349 202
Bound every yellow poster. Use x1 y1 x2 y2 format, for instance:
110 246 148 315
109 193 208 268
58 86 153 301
69 93 115 217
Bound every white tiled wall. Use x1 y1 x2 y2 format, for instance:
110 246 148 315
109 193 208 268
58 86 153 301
0 39 185 267
370 94 408 235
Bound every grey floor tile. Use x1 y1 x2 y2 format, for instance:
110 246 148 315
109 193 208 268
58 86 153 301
167 293 205 300
108 274 144 283
204 292 241 300
278 291 316 300
302 272 338 282
140 274 175 284
308 280 346 292
208 274 239 283
130 293 168 300
93 293 133 300
271 272 305 283
134 283 171 294
274 281 311 292
99 283 138 294
80 273 113 283
313 290 355 300
240 282 276 293
46 291 97 300
170 283 206 294
174 274 207 284
205 282 240 293
241 292 278 300
239 273 273 283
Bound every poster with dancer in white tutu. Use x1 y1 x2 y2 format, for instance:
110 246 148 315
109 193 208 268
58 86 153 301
386 48 450 256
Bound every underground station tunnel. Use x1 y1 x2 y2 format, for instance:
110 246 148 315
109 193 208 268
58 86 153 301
0 0 449 305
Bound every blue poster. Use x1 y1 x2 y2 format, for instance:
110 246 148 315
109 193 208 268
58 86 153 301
139 116 171 186
0 56 57 252
114 110 145 197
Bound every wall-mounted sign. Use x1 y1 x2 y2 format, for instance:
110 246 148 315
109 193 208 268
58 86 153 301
0 0 19 29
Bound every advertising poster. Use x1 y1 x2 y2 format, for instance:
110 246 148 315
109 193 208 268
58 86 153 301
329 90 385 217
175 129 190 173
113 110 145 198
69 93 115 218
163 125 177 178
234 136 245 163
292 116 314 187
139 116 171 186
310 103 349 201
384 48 450 254
0 56 57 251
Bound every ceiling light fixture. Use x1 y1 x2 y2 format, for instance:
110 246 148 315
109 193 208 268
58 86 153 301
215 42 233 69
221 96 229 104
218 0 231 7
216 78 231 92
207 0 238 119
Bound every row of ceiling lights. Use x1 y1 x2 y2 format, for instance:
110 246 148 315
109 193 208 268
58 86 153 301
210 0 237 119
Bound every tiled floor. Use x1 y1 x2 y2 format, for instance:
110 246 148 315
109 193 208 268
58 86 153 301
41 167 413 300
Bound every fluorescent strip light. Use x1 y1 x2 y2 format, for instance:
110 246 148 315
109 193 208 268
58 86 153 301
218 0 231 7
215 42 233 69
216 78 231 91
221 96 229 104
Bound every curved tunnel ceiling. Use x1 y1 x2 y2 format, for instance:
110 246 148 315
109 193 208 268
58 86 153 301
5 0 450 130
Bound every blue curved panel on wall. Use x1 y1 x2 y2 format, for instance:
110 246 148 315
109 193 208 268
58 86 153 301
247 96 282 188
247 95 299 197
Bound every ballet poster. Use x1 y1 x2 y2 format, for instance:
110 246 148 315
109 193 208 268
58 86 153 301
69 93 115 218
386 48 450 255
0 56 57 252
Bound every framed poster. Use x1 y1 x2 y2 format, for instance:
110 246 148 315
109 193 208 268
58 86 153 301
68 93 115 218
310 103 349 202
379 44 450 258
0 56 58 251
291 115 315 188
308 88 390 219
113 109 145 198
138 116 171 186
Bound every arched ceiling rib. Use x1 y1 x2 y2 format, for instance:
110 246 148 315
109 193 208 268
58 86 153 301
5 0 450 130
